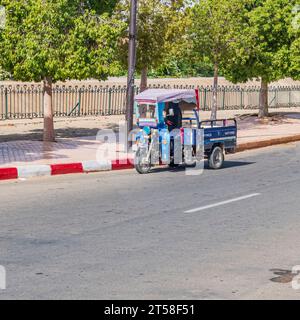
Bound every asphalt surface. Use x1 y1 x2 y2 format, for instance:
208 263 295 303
1 143 300 299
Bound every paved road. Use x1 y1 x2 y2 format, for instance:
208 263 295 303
1 143 300 299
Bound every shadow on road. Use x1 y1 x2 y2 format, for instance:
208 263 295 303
222 161 255 169
149 160 255 174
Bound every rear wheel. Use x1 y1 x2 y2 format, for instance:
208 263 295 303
208 146 224 169
135 148 152 174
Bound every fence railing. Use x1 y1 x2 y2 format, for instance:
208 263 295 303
1 84 300 120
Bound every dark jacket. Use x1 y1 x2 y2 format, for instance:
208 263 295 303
165 102 182 131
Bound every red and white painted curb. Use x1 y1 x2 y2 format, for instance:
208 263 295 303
2 133 300 182
0 159 134 181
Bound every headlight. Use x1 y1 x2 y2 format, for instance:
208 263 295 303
143 126 151 135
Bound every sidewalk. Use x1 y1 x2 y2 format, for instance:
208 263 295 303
0 136 110 167
1 109 300 179
237 111 300 151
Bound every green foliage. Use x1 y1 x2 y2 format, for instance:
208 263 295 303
151 54 214 78
189 0 248 71
155 0 216 77
115 0 216 78
116 0 187 73
290 39 300 80
86 0 120 15
1 0 297 82
0 66 9 80
0 0 124 82
223 0 296 83
289 4 300 79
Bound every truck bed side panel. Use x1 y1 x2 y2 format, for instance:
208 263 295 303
203 126 237 152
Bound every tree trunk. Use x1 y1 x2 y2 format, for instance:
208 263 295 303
259 79 269 118
140 66 148 92
211 63 218 120
43 77 55 142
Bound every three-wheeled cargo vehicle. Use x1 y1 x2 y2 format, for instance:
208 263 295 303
133 89 237 174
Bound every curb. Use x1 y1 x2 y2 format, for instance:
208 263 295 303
237 134 300 152
0 159 134 181
1 134 300 182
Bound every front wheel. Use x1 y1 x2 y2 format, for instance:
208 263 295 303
208 146 224 170
135 148 152 174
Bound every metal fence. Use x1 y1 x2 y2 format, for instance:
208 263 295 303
1 83 300 120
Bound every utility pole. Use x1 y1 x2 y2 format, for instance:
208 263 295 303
126 0 138 139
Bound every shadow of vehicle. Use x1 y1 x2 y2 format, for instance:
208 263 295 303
221 161 255 169
148 160 255 174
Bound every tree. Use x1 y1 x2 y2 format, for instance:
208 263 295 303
0 0 123 141
189 0 247 120
223 0 296 118
150 56 214 78
116 0 187 92
289 4 300 80
86 0 120 15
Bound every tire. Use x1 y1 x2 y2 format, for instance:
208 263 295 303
208 146 224 170
134 148 152 174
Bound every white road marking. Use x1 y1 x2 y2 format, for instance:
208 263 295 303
184 193 261 213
